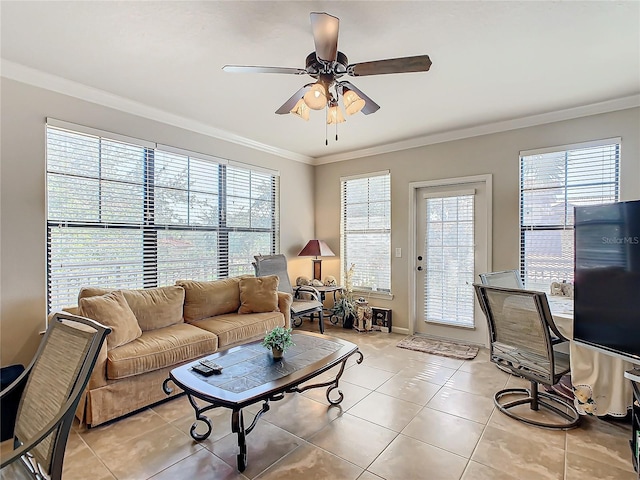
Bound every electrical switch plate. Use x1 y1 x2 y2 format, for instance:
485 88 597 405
395 248 402 258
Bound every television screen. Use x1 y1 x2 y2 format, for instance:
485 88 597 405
574 199 640 364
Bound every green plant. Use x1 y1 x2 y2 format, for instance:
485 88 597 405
331 263 357 319
261 326 294 352
331 296 357 319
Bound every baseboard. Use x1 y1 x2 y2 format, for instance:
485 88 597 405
392 327 409 335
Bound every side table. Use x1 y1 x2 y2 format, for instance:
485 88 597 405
314 285 343 325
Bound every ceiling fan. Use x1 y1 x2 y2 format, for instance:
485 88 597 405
223 12 432 140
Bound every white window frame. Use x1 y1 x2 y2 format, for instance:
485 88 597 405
340 171 392 297
46 119 280 312
519 138 620 290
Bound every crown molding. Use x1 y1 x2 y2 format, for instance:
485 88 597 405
3 60 638 167
313 94 640 165
0 59 314 165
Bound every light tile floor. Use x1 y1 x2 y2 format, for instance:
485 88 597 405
2 322 636 480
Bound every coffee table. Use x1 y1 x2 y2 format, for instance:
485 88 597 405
163 331 363 471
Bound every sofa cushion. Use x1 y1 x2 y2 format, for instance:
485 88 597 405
79 290 142 349
191 311 284 348
177 277 243 321
106 323 218 380
79 286 185 331
238 275 280 314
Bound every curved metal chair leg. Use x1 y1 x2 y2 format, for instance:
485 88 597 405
494 382 580 430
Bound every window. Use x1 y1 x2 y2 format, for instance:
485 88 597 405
46 122 279 312
520 139 620 290
424 192 475 328
340 171 391 293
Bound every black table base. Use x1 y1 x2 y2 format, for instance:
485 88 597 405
163 348 363 471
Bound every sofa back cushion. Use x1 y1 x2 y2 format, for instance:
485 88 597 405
78 285 185 331
238 275 280 314
176 277 243 322
79 290 142 349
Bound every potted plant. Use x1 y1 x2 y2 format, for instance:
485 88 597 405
262 326 294 360
331 263 357 328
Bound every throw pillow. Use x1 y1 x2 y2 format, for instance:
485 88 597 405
79 290 142 349
238 276 280 314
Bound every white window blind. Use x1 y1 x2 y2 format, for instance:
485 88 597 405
46 124 279 312
520 140 620 290
340 172 391 292
424 193 475 328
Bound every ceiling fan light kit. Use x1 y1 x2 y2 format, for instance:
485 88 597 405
223 12 432 144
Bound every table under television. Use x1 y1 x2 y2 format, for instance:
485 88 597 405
163 331 362 471
548 295 635 417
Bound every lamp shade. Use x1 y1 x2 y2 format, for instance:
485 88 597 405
290 98 310 120
298 240 335 257
327 102 345 125
342 88 365 115
303 83 328 110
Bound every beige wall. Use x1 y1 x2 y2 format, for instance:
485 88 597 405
0 78 315 366
2 76 638 363
314 107 640 336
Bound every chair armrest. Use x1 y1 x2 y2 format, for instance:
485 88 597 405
0 379 87 469
0 365 30 400
277 292 293 329
293 286 320 302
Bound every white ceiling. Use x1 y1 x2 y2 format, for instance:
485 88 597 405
2 1 639 163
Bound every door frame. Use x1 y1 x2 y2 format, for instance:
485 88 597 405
408 174 493 335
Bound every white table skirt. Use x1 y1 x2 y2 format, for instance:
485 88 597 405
548 296 634 417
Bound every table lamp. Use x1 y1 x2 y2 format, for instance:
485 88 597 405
298 240 335 280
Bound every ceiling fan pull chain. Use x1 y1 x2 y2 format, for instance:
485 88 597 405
336 122 338 142
325 105 329 145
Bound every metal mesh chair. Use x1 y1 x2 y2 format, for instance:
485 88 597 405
0 313 110 479
474 284 580 429
253 254 325 333
479 270 524 288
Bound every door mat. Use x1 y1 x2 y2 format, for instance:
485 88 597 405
397 335 479 360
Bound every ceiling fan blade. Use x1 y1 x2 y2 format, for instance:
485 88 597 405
349 55 432 77
310 12 339 62
222 65 307 75
275 85 311 114
340 81 380 115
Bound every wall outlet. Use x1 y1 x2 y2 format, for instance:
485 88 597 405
395 248 402 258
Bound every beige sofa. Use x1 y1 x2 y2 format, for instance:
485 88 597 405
65 276 292 427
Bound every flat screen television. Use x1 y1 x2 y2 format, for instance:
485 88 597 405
574 199 640 365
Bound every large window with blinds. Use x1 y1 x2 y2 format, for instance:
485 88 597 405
520 139 620 290
46 122 279 312
340 171 391 293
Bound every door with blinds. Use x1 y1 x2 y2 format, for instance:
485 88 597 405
414 180 489 346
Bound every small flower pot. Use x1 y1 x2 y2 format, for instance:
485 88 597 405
272 347 284 360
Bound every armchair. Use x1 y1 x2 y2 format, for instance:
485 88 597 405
474 284 580 429
253 254 325 333
0 313 110 479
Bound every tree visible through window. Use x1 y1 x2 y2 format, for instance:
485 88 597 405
46 123 279 312
520 140 619 290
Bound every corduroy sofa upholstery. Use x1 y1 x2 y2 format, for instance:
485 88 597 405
64 276 292 427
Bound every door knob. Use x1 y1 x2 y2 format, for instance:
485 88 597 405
417 266 423 271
